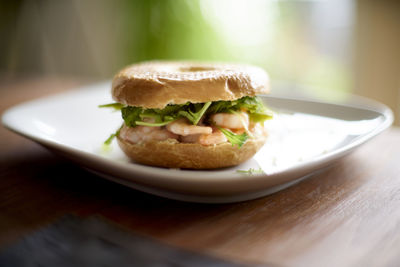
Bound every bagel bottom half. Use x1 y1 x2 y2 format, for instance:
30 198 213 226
117 136 267 169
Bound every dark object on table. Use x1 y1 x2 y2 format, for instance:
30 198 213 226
0 215 261 267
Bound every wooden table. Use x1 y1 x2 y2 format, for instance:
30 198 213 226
1 77 400 267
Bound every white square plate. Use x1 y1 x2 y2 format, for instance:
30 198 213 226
2 82 393 203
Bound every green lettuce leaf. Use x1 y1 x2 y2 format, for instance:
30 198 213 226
98 103 125 110
119 102 212 127
100 96 272 131
240 97 273 123
121 106 143 127
104 126 122 145
178 102 211 125
217 127 249 148
206 96 273 123
236 168 264 175
135 120 173 127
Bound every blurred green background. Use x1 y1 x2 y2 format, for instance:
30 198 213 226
1 0 399 124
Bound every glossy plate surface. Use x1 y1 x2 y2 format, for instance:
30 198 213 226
2 82 393 203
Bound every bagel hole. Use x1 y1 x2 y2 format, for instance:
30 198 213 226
179 66 214 72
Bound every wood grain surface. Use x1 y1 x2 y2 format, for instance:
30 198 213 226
1 77 400 267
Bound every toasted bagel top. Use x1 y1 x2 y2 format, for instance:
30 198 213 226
112 61 269 109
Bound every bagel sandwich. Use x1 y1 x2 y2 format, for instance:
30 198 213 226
100 61 273 169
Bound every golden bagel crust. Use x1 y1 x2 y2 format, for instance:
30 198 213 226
117 136 267 169
112 61 269 109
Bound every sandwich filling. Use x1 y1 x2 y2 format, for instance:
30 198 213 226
101 96 272 147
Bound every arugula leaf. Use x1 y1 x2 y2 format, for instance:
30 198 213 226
206 96 273 124
217 127 249 148
241 97 273 123
135 120 174 127
104 126 122 145
178 102 211 125
119 101 212 127
236 168 264 175
207 97 250 114
139 112 162 123
98 103 125 110
206 100 237 114
157 104 186 116
249 113 273 123
193 101 212 124
121 106 143 127
100 96 272 132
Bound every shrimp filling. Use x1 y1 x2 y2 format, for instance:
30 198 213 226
120 111 267 146
101 96 272 147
